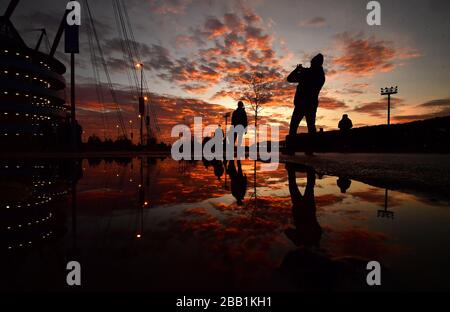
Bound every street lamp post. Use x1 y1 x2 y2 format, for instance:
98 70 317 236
224 111 231 145
377 188 394 219
136 63 144 146
380 86 398 126
144 96 150 145
129 120 133 142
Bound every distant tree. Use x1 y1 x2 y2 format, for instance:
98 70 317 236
231 72 274 151
240 72 273 129
87 134 102 146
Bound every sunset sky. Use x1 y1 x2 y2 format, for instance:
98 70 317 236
3 0 450 142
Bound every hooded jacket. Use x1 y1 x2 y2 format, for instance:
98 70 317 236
287 53 325 110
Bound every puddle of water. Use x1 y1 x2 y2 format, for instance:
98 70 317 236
1 157 449 291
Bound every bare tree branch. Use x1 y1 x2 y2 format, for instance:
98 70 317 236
234 71 274 128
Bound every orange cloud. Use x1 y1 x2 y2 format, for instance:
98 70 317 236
333 33 396 75
332 33 420 76
353 97 404 117
74 83 229 142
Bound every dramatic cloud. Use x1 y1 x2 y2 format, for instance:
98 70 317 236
64 6 316 138
332 33 420 76
183 83 210 94
103 39 174 71
419 98 450 109
353 97 450 123
141 9 286 97
333 33 396 75
353 97 404 117
393 98 450 122
202 17 228 39
319 96 348 110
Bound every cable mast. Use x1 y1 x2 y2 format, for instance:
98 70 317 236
84 0 127 138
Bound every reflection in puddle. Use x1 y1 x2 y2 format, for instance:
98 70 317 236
1 157 449 291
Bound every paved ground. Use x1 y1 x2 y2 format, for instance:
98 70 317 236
2 151 449 200
281 153 450 200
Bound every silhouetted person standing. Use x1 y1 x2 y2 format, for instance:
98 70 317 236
338 114 353 132
231 101 248 145
286 53 325 154
338 114 353 152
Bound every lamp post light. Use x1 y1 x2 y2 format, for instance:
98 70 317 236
224 112 231 131
116 124 119 139
380 86 398 126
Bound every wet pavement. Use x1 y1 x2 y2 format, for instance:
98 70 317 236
1 157 450 291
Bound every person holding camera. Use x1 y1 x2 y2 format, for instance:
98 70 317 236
286 53 325 155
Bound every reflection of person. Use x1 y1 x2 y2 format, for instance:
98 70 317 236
337 177 351 193
286 53 325 154
215 124 224 138
285 163 322 247
212 160 224 180
281 165 368 291
227 160 247 206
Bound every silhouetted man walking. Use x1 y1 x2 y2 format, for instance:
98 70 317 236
286 53 325 154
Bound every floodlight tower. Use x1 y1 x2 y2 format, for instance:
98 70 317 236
380 86 398 126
